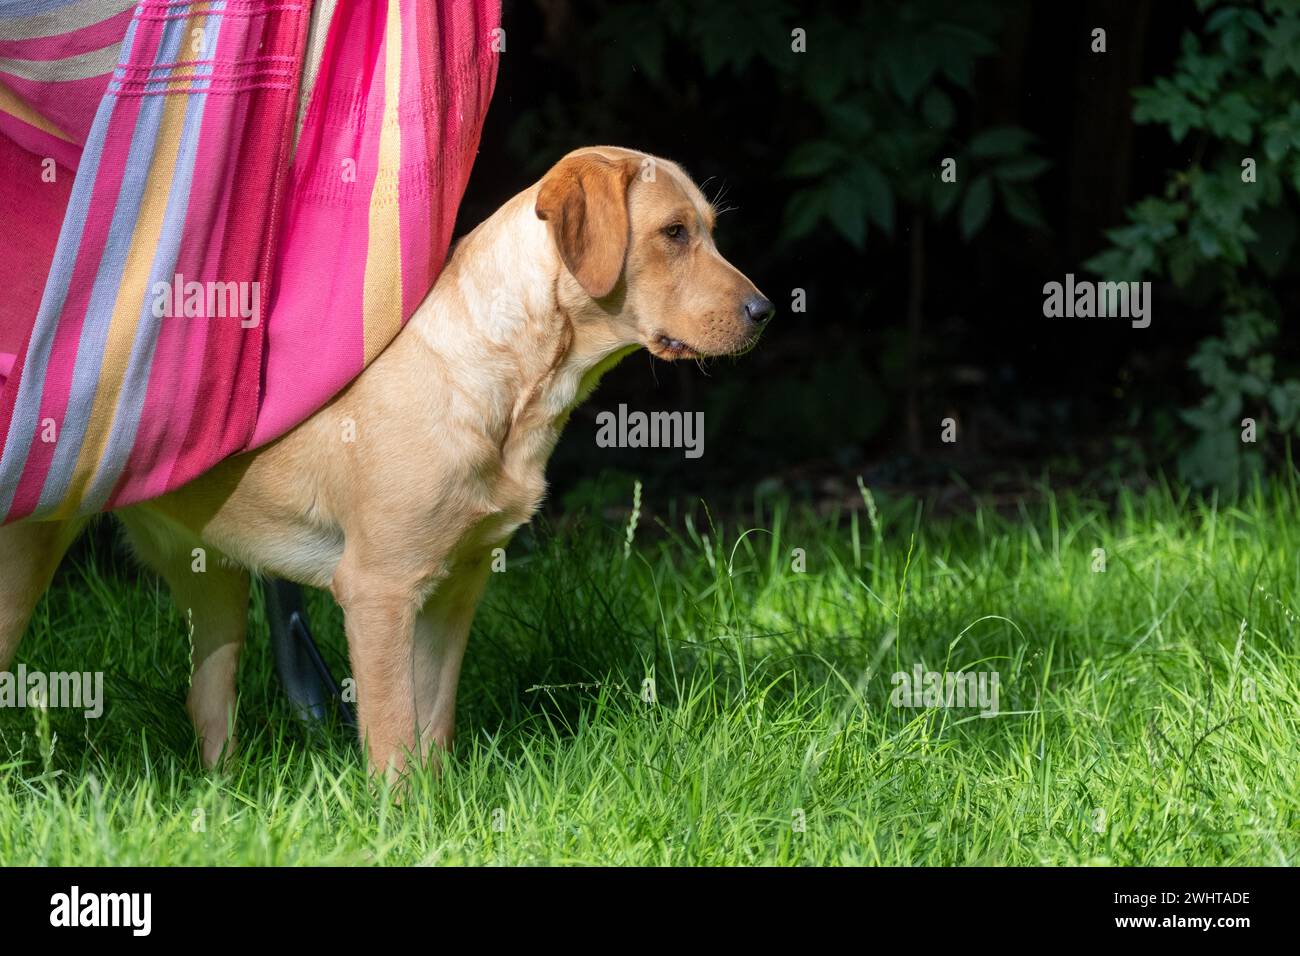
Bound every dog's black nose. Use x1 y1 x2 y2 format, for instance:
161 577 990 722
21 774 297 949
744 296 775 326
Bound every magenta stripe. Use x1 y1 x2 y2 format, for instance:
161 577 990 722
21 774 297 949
4 91 142 519
0 110 81 168
248 0 386 447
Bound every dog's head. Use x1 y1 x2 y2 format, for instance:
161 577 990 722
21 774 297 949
535 147 773 360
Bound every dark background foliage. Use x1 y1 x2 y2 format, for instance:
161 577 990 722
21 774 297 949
454 0 1300 509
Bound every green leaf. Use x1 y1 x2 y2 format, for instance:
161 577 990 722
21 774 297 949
921 88 955 130
781 188 827 243
992 155 1051 182
1247 205 1298 277
1262 15 1300 78
968 126 1035 159
1084 248 1134 280
960 175 993 240
1168 240 1199 287
826 103 874 139
1205 92 1259 144
783 141 843 178
885 42 937 105
1178 430 1242 489
828 179 867 248
941 57 971 88
852 161 895 235
1134 80 1202 141
1270 380 1300 430
1265 129 1291 162
931 177 961 219
999 182 1047 230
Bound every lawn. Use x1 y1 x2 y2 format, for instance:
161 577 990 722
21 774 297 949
1 479 1297 865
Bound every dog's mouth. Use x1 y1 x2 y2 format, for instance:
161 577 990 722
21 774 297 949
648 332 702 360
647 329 763 361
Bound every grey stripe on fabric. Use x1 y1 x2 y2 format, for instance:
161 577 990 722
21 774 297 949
0 40 122 82
0 1 138 43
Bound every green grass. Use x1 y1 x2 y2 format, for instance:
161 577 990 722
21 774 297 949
1 478 1298 865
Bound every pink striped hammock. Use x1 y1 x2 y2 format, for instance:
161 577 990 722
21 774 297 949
0 0 500 524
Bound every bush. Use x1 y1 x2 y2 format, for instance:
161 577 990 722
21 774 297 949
1087 0 1300 487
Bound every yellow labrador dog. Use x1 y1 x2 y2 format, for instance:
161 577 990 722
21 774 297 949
0 146 773 777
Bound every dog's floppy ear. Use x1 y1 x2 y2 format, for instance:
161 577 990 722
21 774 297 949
535 154 637 299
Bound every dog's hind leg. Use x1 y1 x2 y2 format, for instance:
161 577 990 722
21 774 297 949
0 518 85 669
117 510 249 768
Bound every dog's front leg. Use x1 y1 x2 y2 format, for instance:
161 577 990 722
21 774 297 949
334 552 490 780
412 558 491 764
332 555 428 780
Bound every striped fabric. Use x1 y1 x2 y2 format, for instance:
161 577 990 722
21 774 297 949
0 0 500 524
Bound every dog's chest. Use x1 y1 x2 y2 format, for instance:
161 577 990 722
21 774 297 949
468 451 550 551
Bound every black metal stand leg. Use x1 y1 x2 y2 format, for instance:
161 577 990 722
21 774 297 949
264 577 355 728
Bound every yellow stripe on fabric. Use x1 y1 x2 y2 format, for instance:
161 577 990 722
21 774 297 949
0 79 73 141
50 49 193 518
361 0 403 365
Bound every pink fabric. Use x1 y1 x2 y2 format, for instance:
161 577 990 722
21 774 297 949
115 4 307 507
0 7 136 60
0 0 500 523
0 112 82 171
251 0 500 446
0 134 71 345
5 86 145 522
0 73 113 146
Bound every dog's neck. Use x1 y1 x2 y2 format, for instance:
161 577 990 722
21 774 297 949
405 191 639 462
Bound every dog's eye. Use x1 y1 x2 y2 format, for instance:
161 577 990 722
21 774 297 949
663 223 687 241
